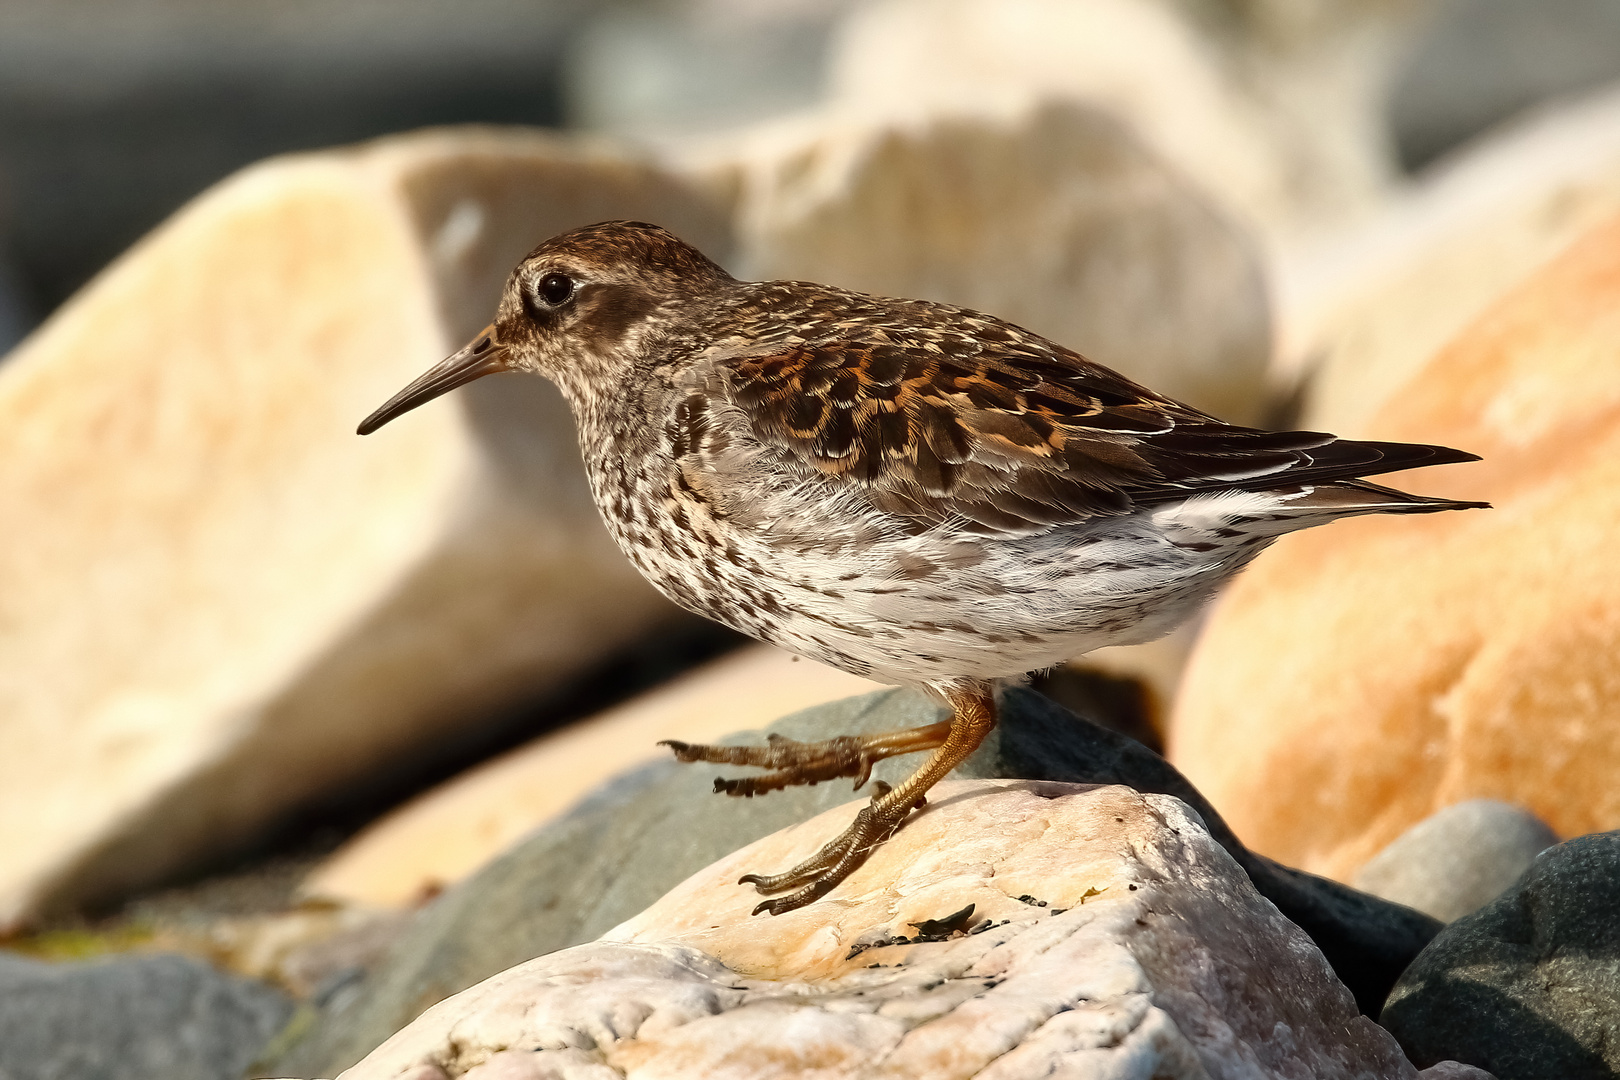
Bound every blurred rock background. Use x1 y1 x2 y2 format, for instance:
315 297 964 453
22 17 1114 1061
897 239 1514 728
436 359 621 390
4 1 1620 1077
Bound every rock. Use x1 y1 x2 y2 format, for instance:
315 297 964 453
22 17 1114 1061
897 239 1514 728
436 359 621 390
691 95 1271 425
1389 0 1620 167
1382 831 1620 1078
824 0 1424 238
1029 663 1163 755
0 245 32 355
0 949 291 1080
1063 620 1202 740
270 687 1441 1077
1169 211 1620 883
0 126 728 929
1294 83 1620 437
325 782 1488 1080
1354 800 1558 923
302 646 884 910
565 1 843 139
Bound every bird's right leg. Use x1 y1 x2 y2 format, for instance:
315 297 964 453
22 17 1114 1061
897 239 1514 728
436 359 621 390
739 682 997 914
660 722 953 797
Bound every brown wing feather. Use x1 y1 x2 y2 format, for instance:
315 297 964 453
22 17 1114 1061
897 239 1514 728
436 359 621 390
724 337 1475 537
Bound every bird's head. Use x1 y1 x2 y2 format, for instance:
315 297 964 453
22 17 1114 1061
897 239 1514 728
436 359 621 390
358 220 731 435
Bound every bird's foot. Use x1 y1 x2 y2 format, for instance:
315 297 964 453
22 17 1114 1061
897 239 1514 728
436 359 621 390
670 682 997 916
660 722 952 797
739 781 923 915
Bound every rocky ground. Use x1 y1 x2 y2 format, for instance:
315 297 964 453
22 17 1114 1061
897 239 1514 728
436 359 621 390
5 2 1620 1079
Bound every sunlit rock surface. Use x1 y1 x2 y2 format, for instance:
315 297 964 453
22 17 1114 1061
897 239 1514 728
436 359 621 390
0 128 726 929
1172 211 1620 883
327 781 1486 1080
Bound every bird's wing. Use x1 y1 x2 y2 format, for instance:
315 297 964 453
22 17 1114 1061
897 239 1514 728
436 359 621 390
703 334 1473 537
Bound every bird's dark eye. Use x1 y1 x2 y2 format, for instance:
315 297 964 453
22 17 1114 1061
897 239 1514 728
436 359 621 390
537 272 574 306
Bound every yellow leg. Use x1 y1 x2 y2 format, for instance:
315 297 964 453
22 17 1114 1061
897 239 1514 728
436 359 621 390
731 683 997 915
661 721 955 796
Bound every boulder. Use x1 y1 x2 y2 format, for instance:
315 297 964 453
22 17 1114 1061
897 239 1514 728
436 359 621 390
0 949 290 1080
327 782 1488 1080
1169 212 1620 882
689 95 1272 425
270 687 1441 1077
1295 83 1620 436
0 126 728 929
823 0 1424 238
1382 831 1620 1078
1353 800 1558 923
302 646 883 910
1389 0 1620 166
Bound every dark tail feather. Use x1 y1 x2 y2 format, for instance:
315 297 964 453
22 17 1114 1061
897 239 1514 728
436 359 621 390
1160 437 1484 499
1335 478 1491 514
1259 437 1480 489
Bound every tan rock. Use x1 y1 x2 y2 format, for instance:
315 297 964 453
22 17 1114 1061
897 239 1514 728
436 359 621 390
824 0 1424 239
1169 212 1620 882
0 127 729 929
330 781 1485 1080
1291 84 1620 436
302 646 884 910
688 95 1271 425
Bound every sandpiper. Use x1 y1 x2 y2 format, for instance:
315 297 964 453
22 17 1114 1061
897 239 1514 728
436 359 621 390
359 220 1485 914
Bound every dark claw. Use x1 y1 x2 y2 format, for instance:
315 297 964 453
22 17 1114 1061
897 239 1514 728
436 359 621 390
659 739 697 760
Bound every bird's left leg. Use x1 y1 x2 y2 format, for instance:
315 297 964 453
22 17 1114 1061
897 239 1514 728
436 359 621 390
734 681 997 915
661 722 954 797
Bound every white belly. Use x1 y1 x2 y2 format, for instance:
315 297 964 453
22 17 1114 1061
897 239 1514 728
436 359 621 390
606 475 1267 688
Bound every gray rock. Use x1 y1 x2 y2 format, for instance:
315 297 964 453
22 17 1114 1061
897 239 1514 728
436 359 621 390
1382 831 1620 1078
0 949 291 1080
1391 0 1620 169
1354 799 1559 922
273 687 1441 1076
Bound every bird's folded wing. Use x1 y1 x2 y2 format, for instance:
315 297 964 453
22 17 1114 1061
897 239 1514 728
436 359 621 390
694 336 1470 538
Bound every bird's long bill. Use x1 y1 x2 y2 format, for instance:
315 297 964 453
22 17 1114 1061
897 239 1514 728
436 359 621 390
357 324 510 435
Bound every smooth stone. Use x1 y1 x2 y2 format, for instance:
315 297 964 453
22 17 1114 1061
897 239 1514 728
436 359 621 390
1382 831 1620 1078
329 782 1491 1080
0 949 291 1080
271 686 1442 1077
1354 799 1558 922
825 0 1420 238
1390 0 1620 166
0 126 725 930
1170 211 1620 884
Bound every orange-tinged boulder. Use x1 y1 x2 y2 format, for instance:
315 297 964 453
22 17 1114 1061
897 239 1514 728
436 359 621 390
1168 213 1620 882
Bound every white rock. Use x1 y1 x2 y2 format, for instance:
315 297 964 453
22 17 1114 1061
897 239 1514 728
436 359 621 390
301 646 884 910
330 781 1490 1080
0 127 728 929
824 0 1423 240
